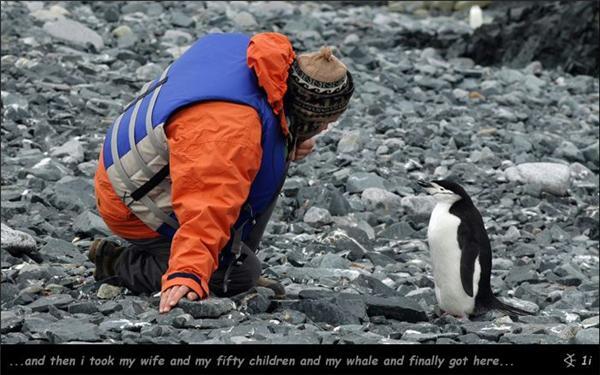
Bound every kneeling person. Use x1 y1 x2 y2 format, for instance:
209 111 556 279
91 32 354 313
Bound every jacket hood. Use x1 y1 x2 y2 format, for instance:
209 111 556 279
247 32 295 136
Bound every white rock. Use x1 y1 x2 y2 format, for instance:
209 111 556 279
230 11 258 28
112 25 134 39
31 5 70 22
1 223 36 253
469 5 483 29
361 188 402 212
499 297 540 314
582 316 599 329
504 162 570 195
303 207 333 226
50 138 85 164
337 130 363 154
344 34 360 44
43 19 104 50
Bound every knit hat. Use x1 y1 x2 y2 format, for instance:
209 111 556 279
286 46 354 140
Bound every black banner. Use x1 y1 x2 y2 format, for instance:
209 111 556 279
0 344 598 375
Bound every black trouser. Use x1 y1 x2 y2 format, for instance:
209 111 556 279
113 237 262 297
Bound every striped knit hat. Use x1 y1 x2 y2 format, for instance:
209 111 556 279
286 46 354 140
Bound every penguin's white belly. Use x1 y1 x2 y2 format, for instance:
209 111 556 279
427 204 480 316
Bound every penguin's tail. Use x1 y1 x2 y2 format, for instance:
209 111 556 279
488 295 533 316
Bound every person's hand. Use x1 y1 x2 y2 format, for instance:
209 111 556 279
293 137 316 161
159 285 199 313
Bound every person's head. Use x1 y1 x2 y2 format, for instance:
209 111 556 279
284 46 354 143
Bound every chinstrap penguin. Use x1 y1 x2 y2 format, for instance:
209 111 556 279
418 179 531 318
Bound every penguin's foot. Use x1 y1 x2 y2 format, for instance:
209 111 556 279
434 311 470 324
456 315 470 322
442 311 470 322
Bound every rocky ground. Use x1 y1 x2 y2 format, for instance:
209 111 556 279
1 1 599 345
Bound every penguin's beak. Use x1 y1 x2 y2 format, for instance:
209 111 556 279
417 179 432 188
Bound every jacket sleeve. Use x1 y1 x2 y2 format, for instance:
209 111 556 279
161 101 263 298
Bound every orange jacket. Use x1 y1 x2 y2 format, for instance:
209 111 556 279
94 33 295 298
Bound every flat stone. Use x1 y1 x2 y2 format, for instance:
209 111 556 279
230 11 258 28
498 297 540 314
1 283 20 305
178 298 235 318
1 311 23 334
27 294 73 312
268 265 362 284
581 316 599 329
574 328 599 344
39 237 87 263
49 138 85 164
43 176 96 212
327 190 352 216
46 318 101 343
379 221 418 240
22 314 58 335
402 330 453 343
1 223 36 255
346 173 386 194
505 163 571 195
499 333 564 344
365 295 428 322
317 253 352 269
361 188 402 213
504 265 539 285
99 319 148 333
67 301 99 314
352 274 397 297
582 141 599 164
98 301 122 315
298 289 336 300
463 321 517 341
291 299 360 326
400 195 437 220
268 332 320 344
365 251 396 268
43 19 104 50
340 331 385 344
332 294 369 323
73 210 111 237
179 330 208 344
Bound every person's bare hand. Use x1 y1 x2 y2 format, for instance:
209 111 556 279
159 285 198 313
293 138 316 161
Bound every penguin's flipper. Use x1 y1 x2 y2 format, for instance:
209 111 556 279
457 221 480 298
